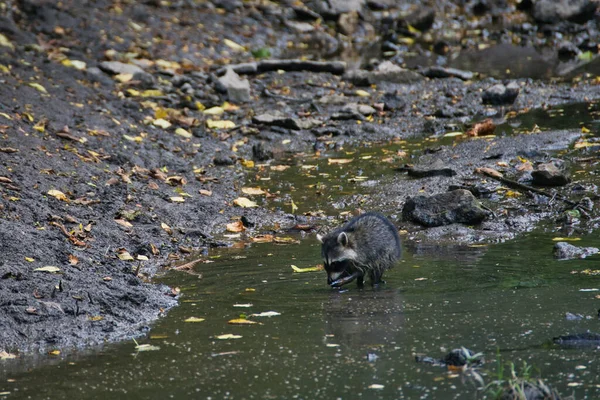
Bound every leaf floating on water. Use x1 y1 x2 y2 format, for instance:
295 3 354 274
273 237 300 244
250 311 281 317
47 189 68 202
233 197 258 208
466 119 496 137
0 351 17 360
34 266 61 273
552 237 581 241
233 303 253 308
368 384 385 390
270 165 289 172
326 343 340 348
215 334 243 340
228 319 259 325
328 158 353 165
415 277 428 281
443 131 464 138
250 234 274 243
291 264 324 273
241 187 266 195
291 200 298 214
135 344 161 352
185 317 206 323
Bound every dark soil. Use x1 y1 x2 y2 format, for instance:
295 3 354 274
1 0 599 353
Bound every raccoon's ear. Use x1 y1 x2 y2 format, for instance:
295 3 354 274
316 233 323 243
337 232 348 247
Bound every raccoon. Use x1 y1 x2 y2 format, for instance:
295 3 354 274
317 212 402 288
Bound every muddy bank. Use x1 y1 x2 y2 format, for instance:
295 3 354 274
1 0 600 353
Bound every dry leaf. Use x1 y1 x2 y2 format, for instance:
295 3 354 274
227 220 245 232
233 197 258 208
328 158 353 165
47 189 68 202
291 264 324 273
241 187 266 195
215 334 242 340
466 119 496 137
185 317 206 323
250 234 274 243
34 266 61 273
207 119 235 129
228 319 259 325
199 189 212 196
68 254 79 265
250 311 281 317
161 222 173 234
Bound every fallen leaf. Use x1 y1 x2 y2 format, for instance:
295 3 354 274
215 334 243 340
233 303 253 308
250 311 281 317
270 165 289 172
207 119 235 129
117 251 134 261
170 196 186 203
223 39 245 51
0 34 14 50
355 90 370 97
241 187 266 195
161 222 173 234
250 234 274 243
228 319 259 325
466 119 496 137
291 264 324 273
47 189 68 202
552 237 581 241
273 236 300 244
233 197 258 208
114 219 133 228
227 220 246 232
27 82 48 94
203 106 225 116
153 118 172 129
134 344 160 352
199 189 212 196
328 158 353 164
185 317 206 323
369 384 384 390
68 254 79 265
0 351 17 360
25 257 34 262
443 131 464 138
175 128 192 138
34 266 61 273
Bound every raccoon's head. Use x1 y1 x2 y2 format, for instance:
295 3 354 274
317 232 358 284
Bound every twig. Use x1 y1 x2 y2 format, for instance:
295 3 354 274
475 167 576 206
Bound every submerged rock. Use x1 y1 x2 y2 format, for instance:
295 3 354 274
344 61 423 86
531 161 570 186
553 242 599 260
253 111 321 130
402 189 489 227
553 332 600 347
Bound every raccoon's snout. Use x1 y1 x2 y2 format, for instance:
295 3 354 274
328 271 343 284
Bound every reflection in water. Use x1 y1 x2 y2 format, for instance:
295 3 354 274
324 288 405 349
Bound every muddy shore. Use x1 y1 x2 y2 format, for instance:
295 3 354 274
1 0 599 353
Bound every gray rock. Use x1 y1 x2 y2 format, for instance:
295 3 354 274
422 66 475 81
318 95 348 105
344 61 423 86
554 242 599 260
310 0 365 17
531 160 570 186
481 82 519 105
405 6 436 31
285 20 315 33
253 111 321 130
132 71 155 89
532 0 597 23
99 61 145 75
381 92 406 110
342 103 376 115
216 68 251 103
402 189 489 227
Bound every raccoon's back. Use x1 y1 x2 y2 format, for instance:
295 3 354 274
346 212 401 268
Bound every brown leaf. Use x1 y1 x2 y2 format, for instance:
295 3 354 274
466 119 496 137
166 176 187 186
0 147 18 153
227 220 246 233
250 234 274 243
68 254 79 265
475 167 503 178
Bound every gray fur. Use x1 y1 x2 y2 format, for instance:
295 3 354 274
319 212 402 287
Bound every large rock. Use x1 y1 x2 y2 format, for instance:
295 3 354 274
482 82 519 105
216 68 251 103
402 189 489 227
531 160 570 186
531 0 597 23
553 242 599 260
253 111 321 130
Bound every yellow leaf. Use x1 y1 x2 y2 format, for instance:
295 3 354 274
89 316 104 321
203 106 225 116
233 197 258 208
223 39 245 51
0 351 17 360
581 126 591 133
155 108 169 119
153 118 172 129
25 257 34 262
250 234 274 243
114 73 134 83
61 59 86 70
0 34 14 50
291 200 298 214
126 88 141 96
117 251 134 261
195 101 205 111
215 334 242 339
328 158 353 164
28 82 47 94
0 112 12 120
34 266 61 273
241 159 254 168
48 350 61 356
443 131 464 137
185 317 206 323
175 128 192 138
137 255 149 261
170 196 185 203
141 90 164 98
47 189 68 202
161 222 173 234
241 187 265 195
228 319 259 325
552 237 581 241
207 119 235 129
291 264 324 273
355 89 370 97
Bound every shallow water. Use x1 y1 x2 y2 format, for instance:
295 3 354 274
3 231 600 399
2 102 600 399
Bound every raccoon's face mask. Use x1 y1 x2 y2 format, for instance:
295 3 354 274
317 232 354 284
